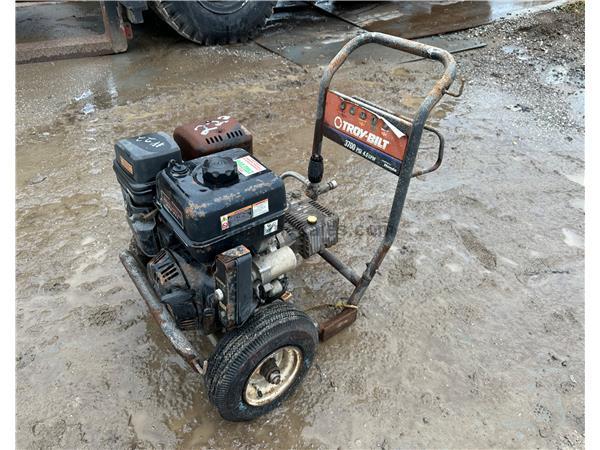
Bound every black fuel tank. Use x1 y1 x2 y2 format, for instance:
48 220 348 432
155 148 286 260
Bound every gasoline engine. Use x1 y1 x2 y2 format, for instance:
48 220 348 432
114 117 338 335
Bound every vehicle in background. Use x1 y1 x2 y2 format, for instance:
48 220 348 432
149 1 277 45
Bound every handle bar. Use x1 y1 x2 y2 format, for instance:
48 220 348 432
351 96 446 178
308 32 457 183
307 33 458 316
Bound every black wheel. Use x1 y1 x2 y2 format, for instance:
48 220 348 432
205 300 318 421
151 1 276 45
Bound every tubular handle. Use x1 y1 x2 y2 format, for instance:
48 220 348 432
351 96 446 178
309 32 457 173
306 33 458 309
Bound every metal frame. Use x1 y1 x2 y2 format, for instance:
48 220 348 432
119 32 459 374
17 1 130 64
120 251 208 374
308 32 458 340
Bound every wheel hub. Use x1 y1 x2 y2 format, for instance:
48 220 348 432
244 346 302 406
259 357 281 384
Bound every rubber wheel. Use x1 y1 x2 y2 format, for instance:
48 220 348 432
151 1 276 45
205 300 318 421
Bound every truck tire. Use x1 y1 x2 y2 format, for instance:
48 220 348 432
205 300 318 421
151 1 276 45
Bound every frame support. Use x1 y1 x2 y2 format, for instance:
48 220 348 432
310 32 458 340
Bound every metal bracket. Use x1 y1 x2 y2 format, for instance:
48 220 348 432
318 307 358 341
192 359 209 375
444 77 465 98
17 1 130 64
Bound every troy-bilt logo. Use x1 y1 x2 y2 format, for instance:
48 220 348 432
333 116 390 151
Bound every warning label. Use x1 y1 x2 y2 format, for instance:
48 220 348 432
220 199 269 231
161 192 184 228
235 155 266 177
264 219 278 235
119 156 134 175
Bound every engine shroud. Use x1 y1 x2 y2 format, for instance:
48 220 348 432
155 148 287 262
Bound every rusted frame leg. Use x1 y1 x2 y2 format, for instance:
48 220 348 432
120 250 208 375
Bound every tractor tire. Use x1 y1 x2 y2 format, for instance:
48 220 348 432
151 1 276 45
205 300 318 421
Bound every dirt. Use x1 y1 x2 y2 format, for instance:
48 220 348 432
16 3 584 449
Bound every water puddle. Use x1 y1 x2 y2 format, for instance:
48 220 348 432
562 228 584 249
545 65 569 85
563 172 584 186
501 44 530 61
569 198 584 211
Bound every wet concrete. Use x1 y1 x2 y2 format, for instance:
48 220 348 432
255 0 558 66
16 2 105 44
314 0 557 38
256 14 486 67
16 3 584 449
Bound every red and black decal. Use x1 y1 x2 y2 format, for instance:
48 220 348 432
323 90 407 175
160 191 184 228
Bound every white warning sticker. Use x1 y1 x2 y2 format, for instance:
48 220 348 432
264 219 278 235
220 198 270 231
252 199 269 217
235 155 266 177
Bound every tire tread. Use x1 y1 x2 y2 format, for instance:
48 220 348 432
204 301 318 421
152 1 275 46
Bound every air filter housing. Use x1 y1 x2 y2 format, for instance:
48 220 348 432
113 132 181 206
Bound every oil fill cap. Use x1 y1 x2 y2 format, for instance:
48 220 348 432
170 162 189 178
307 215 318 224
202 156 239 186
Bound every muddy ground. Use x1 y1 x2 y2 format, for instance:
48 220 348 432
16 3 584 449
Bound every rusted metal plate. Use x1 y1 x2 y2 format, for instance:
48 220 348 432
255 6 362 67
314 1 555 39
16 1 106 42
255 20 484 66
217 244 251 263
318 307 358 341
16 1 129 64
255 1 492 66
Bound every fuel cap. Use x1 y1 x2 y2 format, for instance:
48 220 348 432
202 156 239 186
